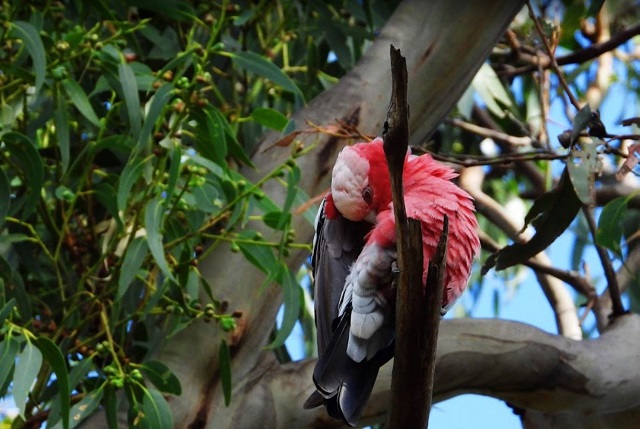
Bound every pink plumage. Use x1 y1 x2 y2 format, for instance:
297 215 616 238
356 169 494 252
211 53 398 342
305 138 480 426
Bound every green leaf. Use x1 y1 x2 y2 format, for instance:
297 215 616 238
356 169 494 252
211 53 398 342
571 104 592 143
35 337 70 429
0 167 10 230
165 146 182 201
483 168 582 273
139 388 173 429
0 337 19 392
235 230 278 274
266 265 301 349
567 139 598 205
119 236 148 297
0 233 30 244
596 193 639 259
219 339 232 406
282 165 300 214
472 63 512 118
191 107 228 166
138 83 174 152
14 341 43 419
262 211 291 231
227 51 305 102
250 107 288 131
58 388 103 429
144 196 175 282
117 158 146 216
104 385 119 429
118 62 142 140
10 21 46 93
62 79 101 127
140 360 182 396
3 132 44 217
55 86 71 173
0 298 16 326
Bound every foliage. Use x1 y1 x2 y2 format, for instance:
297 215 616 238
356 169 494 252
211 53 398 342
0 0 399 427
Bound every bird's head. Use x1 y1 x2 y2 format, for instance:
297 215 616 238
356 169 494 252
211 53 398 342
329 138 391 223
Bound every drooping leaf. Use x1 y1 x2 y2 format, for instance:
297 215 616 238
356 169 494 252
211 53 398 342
191 106 228 166
250 107 289 131
118 236 149 297
282 165 300 215
567 138 598 205
117 158 146 216
51 389 103 429
139 388 173 429
141 360 182 396
62 78 101 127
10 21 46 93
35 337 70 429
483 168 582 273
14 341 43 419
3 132 45 217
0 337 19 392
137 83 174 152
118 62 142 140
571 104 592 143
0 298 16 326
0 168 9 230
472 63 512 118
596 193 640 259
104 385 119 429
144 196 175 282
266 264 301 349
227 51 304 101
55 87 71 173
219 339 232 406
165 146 182 202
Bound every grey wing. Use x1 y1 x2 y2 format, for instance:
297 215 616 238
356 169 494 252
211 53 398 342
312 198 371 354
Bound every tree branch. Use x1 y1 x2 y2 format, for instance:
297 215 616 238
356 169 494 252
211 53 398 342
268 315 640 429
383 45 444 429
501 22 640 77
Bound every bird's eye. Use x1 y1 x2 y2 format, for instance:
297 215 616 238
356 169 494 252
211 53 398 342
362 186 373 204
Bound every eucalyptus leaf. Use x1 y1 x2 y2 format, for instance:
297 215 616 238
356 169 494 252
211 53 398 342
10 21 46 93
35 337 70 429
13 341 43 419
219 339 232 406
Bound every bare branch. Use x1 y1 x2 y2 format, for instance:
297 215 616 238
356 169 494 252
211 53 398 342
384 45 442 429
502 22 640 77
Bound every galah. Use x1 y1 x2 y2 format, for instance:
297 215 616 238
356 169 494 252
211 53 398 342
303 138 480 426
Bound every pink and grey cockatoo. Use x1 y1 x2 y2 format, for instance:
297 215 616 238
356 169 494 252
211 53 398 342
303 138 480 426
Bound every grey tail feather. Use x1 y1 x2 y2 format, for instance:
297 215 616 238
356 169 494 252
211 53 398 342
306 306 394 427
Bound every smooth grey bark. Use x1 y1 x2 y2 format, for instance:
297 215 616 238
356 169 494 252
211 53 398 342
268 315 640 429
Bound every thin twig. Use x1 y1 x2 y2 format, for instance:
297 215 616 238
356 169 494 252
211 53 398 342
526 0 581 110
581 204 626 317
502 22 640 77
429 151 567 167
449 118 536 146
